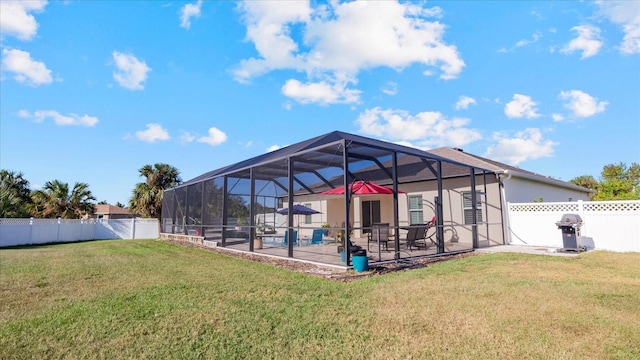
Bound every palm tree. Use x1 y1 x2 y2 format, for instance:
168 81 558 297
129 163 181 219
31 180 96 219
0 170 32 217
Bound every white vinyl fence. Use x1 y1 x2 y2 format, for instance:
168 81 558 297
0 218 159 248
507 200 640 252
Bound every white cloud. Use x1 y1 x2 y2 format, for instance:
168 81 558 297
484 128 556 165
281 78 361 105
381 81 398 96
179 130 196 144
560 25 603 59
355 107 482 148
179 0 202 29
1 48 52 86
559 90 608 118
267 145 282 152
0 0 47 41
197 127 227 146
551 113 565 122
234 1 464 104
498 32 541 53
135 123 170 142
455 95 477 110
504 94 540 119
596 1 640 54
516 32 541 47
19 109 98 127
112 51 151 90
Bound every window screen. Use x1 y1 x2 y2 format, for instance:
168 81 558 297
462 192 483 225
304 203 313 224
408 195 423 225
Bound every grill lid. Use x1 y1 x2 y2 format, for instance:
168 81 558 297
555 213 583 226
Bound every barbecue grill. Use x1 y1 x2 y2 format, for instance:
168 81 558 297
555 214 583 252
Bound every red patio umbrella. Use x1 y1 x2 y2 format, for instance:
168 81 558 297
321 180 404 262
320 180 403 195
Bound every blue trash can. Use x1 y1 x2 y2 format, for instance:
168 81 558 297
352 250 368 272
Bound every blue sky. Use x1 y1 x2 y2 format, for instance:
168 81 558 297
1 0 639 205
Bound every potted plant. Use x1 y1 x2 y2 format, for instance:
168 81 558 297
336 229 345 254
321 223 331 236
254 219 264 249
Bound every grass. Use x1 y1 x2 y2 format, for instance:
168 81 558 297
1 240 639 359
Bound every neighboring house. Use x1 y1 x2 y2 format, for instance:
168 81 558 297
92 204 135 219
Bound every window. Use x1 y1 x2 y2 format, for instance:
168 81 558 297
408 195 423 225
304 203 313 224
462 192 483 225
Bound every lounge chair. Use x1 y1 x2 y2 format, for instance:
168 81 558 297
283 230 298 246
311 229 324 245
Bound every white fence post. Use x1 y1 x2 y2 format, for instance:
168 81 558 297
56 218 61 242
131 218 136 239
578 200 585 236
29 217 34 245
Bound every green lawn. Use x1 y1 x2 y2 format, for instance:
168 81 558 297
1 240 639 359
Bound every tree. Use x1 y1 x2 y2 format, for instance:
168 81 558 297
570 162 640 201
31 180 96 219
568 175 598 193
115 201 125 208
0 170 32 218
129 163 181 219
98 200 108 205
595 162 640 200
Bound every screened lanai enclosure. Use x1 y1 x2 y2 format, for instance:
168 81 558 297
161 131 498 268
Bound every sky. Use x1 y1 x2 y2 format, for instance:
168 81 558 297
1 0 639 206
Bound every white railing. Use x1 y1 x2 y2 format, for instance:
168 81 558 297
0 218 159 248
507 200 640 252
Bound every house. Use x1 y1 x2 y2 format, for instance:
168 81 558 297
161 131 591 266
92 204 135 220
427 147 592 203
291 146 591 248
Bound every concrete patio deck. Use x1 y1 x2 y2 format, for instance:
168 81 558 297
475 244 582 257
223 236 474 268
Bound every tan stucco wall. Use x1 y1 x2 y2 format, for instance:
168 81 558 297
291 175 505 246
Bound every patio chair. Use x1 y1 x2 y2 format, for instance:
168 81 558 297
368 223 390 251
406 217 437 250
283 230 298 246
311 229 324 245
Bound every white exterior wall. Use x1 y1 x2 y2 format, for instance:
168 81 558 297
0 218 159 248
507 200 640 252
503 176 591 203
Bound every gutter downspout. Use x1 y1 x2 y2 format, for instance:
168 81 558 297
497 170 512 245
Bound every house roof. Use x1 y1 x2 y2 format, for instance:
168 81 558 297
427 147 593 193
94 204 131 215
